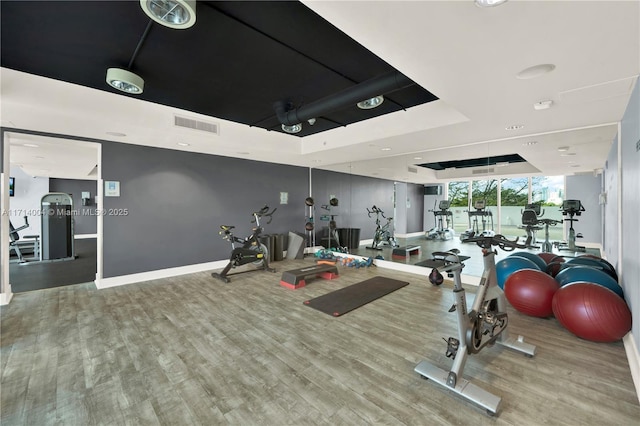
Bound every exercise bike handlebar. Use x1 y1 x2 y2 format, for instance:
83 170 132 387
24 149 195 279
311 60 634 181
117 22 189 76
462 233 530 251
367 205 386 219
251 206 277 224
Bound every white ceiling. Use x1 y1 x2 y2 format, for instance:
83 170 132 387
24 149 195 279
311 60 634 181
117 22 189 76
1 0 638 183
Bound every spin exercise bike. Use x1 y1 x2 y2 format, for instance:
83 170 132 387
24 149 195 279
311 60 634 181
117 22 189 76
212 206 277 283
555 199 585 253
366 205 398 250
425 200 455 240
415 234 536 416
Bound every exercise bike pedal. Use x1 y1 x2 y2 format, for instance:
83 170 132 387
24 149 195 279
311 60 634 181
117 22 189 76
448 304 456 313
444 337 459 358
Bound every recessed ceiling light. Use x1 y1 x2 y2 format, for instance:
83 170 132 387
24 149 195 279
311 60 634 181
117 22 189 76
23 143 39 148
413 156 423 160
357 95 384 110
557 146 570 152
475 0 508 7
505 124 524 130
516 64 556 80
177 142 190 147
34 156 45 159
106 68 144 94
560 153 576 157
140 0 196 29
570 164 581 168
381 147 392 151
522 141 538 146
106 131 126 137
237 151 250 155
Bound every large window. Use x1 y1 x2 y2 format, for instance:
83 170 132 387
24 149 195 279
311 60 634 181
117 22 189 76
471 179 497 233
447 181 470 233
531 176 564 241
500 177 529 238
441 176 565 241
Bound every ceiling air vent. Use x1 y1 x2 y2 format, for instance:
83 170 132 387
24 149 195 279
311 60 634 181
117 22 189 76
408 166 418 174
472 168 495 175
174 115 219 135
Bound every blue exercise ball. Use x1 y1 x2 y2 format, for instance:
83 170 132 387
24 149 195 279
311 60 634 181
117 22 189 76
564 256 618 282
509 251 548 272
555 265 624 299
496 257 540 289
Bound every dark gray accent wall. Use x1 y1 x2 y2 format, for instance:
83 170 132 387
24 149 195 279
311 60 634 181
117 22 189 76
49 178 98 235
311 169 394 242
407 183 425 233
102 142 309 277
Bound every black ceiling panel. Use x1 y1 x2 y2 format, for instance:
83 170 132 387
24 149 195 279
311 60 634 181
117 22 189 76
417 154 527 171
1 0 438 137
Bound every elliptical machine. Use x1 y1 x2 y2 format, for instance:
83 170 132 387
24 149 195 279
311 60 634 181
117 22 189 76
366 205 398 250
415 234 536 416
555 199 585 252
460 199 494 241
425 200 455 240
212 206 277 283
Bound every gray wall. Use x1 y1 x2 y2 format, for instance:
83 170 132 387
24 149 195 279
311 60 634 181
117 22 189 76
620 79 639 354
394 183 407 234
310 169 394 243
407 183 425 233
49 178 98 235
603 137 619 269
565 174 602 244
102 142 309 277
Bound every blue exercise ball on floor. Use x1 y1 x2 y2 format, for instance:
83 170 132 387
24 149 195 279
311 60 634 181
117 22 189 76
564 256 618 282
509 251 548 272
555 265 624 299
496 257 540 289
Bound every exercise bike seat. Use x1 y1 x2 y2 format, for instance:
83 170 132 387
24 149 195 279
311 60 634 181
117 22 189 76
220 225 235 232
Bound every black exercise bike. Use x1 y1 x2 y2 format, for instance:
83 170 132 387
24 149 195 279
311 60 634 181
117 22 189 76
366 205 398 250
211 206 277 283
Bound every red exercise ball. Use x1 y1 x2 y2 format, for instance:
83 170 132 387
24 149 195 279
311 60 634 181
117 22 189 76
504 269 560 317
552 283 632 343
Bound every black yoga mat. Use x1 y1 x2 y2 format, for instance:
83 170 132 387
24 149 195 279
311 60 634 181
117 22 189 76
303 276 409 317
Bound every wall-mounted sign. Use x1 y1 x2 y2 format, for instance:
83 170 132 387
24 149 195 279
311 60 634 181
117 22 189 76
105 181 120 197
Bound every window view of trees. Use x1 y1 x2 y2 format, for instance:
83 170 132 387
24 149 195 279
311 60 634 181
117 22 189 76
443 175 565 240
447 181 469 207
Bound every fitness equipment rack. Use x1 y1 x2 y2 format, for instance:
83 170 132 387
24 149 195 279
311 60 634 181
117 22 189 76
460 199 494 241
425 200 455 240
415 234 536 416
555 199 586 253
366 205 398 249
212 205 277 283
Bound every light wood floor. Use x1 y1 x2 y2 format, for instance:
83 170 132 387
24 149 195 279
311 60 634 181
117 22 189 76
1 257 638 425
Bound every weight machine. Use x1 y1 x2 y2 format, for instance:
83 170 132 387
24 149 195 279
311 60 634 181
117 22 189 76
415 234 536 416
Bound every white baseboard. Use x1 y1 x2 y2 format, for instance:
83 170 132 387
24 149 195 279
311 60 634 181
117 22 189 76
75 234 97 240
95 260 228 289
0 292 13 306
395 232 425 239
623 332 640 404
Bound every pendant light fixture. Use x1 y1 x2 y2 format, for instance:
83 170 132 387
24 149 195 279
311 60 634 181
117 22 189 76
106 68 144 94
140 0 196 29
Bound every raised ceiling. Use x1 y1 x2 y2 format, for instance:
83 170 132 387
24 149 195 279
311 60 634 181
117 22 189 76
1 1 639 183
